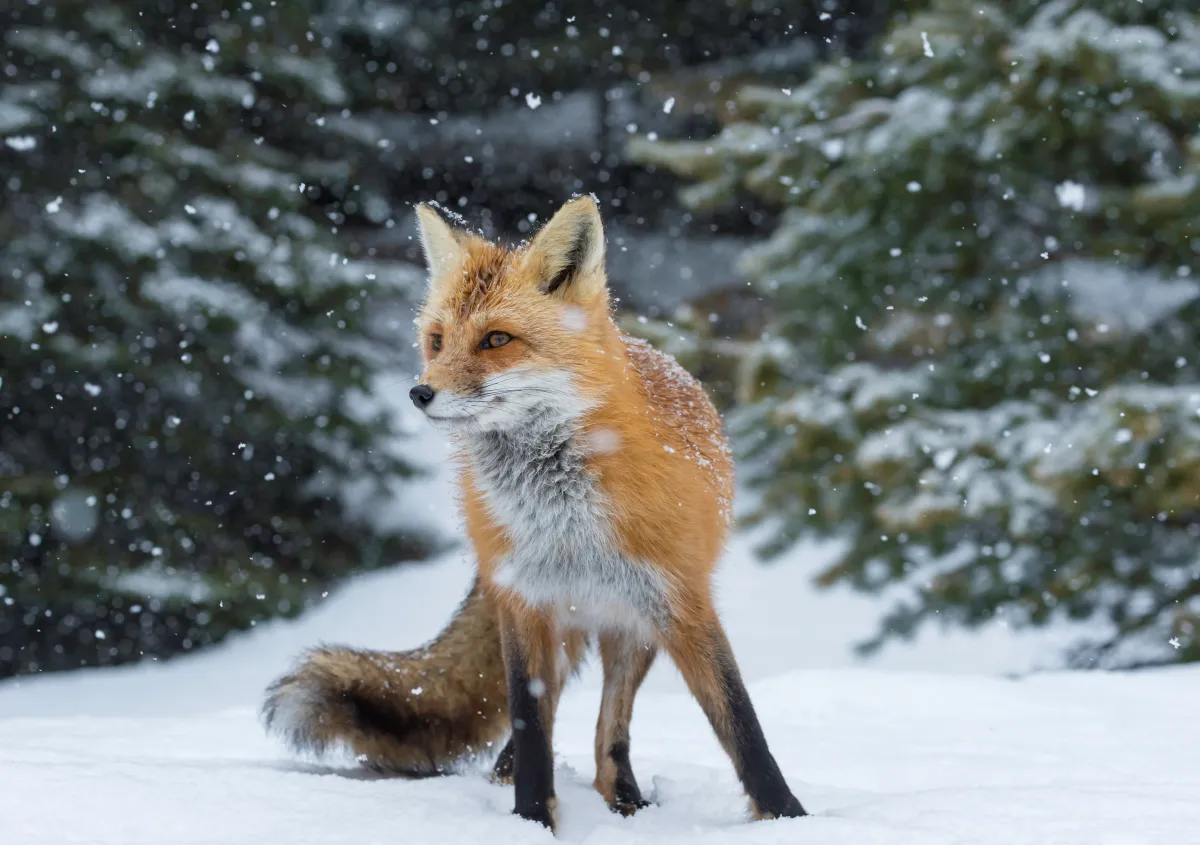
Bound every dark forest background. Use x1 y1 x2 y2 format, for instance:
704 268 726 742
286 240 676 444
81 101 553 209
3 0 1197 678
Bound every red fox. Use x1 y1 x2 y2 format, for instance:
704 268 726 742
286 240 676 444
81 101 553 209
263 196 807 830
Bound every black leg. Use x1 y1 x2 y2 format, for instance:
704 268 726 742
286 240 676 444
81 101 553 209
665 615 806 820
607 740 650 813
500 610 557 829
717 655 806 818
491 736 514 783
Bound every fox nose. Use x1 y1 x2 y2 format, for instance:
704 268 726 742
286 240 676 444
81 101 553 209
409 384 436 410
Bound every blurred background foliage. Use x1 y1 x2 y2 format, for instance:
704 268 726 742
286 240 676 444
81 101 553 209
636 0 1200 667
2 0 1197 677
0 0 880 679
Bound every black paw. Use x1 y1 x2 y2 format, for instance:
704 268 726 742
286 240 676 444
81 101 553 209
610 775 650 816
756 794 808 820
514 801 556 831
609 797 651 817
491 739 514 784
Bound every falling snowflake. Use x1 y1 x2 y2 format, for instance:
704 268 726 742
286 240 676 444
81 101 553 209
560 305 588 332
5 136 37 151
1056 181 1086 211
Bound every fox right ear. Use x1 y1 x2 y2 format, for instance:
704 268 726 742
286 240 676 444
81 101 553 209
414 203 465 286
520 195 606 302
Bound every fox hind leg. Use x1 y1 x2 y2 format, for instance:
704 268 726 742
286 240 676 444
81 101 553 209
663 608 807 821
593 630 657 815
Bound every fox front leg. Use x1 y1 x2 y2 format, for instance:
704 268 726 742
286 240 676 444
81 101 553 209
499 606 561 830
492 627 586 787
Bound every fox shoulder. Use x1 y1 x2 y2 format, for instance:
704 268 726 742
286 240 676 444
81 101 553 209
620 332 733 481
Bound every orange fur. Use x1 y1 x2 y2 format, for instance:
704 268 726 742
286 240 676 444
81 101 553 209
416 200 734 608
413 197 802 830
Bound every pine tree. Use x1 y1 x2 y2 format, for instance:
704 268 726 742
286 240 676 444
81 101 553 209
0 1 432 677
315 0 876 242
635 0 1200 666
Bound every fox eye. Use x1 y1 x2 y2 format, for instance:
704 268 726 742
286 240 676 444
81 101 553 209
481 331 512 350
429 334 443 352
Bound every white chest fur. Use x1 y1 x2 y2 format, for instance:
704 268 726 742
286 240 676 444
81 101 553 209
467 420 671 635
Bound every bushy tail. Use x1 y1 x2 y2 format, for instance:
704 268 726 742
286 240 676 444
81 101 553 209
262 578 509 775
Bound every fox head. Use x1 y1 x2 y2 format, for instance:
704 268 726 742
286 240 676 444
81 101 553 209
409 195 615 433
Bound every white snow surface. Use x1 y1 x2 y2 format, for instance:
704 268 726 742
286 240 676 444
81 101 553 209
1 432 1195 844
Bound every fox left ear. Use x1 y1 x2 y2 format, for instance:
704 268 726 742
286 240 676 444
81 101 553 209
521 195 606 301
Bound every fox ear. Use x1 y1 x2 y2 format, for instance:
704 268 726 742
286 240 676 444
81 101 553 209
414 203 464 287
522 195 606 300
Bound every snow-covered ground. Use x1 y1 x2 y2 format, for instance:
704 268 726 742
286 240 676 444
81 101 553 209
1 428 1195 844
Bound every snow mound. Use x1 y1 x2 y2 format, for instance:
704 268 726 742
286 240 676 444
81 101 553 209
1 665 1195 844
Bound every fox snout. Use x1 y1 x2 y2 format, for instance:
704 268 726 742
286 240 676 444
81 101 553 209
409 384 436 410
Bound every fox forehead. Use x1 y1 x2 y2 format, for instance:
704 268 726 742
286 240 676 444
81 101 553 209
420 242 586 340
416 197 611 345
423 239 522 319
